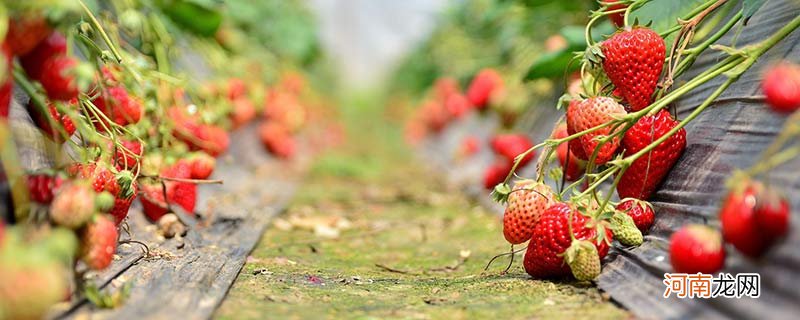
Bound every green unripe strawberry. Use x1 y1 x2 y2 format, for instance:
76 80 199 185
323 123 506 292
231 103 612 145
564 240 601 281
612 211 643 246
95 191 115 212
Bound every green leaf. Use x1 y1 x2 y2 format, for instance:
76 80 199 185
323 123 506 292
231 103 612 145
742 0 767 22
629 0 707 42
524 23 614 81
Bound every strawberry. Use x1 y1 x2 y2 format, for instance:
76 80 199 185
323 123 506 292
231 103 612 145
68 163 137 225
39 55 80 101
26 174 63 204
79 214 118 270
490 134 535 167
139 183 170 221
483 161 511 190
466 68 502 109
617 110 685 200
161 161 197 214
434 77 459 102
6 15 51 56
523 202 612 279
50 182 96 229
263 90 306 132
603 1 626 27
31 100 77 142
170 107 230 157
565 100 588 160
616 198 655 232
259 121 296 159
610 210 643 246
20 32 67 80
444 93 471 119
231 98 257 129
227 77 247 100
502 180 555 244
115 139 144 169
93 86 143 128
188 152 216 179
566 97 626 164
720 180 789 258
601 27 665 111
419 100 449 133
669 224 725 274
762 62 800 113
554 122 586 181
1 42 13 118
563 240 601 281
753 186 790 243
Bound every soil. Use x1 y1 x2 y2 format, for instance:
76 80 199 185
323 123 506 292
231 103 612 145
215 95 628 319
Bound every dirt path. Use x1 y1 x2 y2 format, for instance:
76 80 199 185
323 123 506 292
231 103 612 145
214 97 627 319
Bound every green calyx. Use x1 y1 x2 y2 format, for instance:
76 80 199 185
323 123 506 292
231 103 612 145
116 170 136 199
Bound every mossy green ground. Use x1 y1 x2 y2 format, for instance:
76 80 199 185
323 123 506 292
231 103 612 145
215 95 628 319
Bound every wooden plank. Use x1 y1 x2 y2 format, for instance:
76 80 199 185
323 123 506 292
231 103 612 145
53 124 307 319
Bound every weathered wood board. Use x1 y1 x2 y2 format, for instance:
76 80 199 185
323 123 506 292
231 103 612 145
418 1 800 319
50 123 307 319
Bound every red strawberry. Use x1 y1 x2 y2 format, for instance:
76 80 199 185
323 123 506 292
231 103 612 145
601 27 665 111
26 174 63 204
32 100 77 142
68 163 137 225
719 181 766 258
1 42 13 118
139 183 170 221
93 86 143 128
161 161 197 214
762 62 800 113
444 93 471 119
523 202 612 278
227 78 247 101
115 139 144 169
565 100 588 160
566 97 626 164
419 100 449 133
502 180 556 244
616 198 655 232
50 182 96 229
39 55 80 101
434 77 459 102
490 134 535 167
199 124 230 157
753 186 790 243
188 152 216 179
231 98 257 129
466 68 503 109
720 180 789 258
617 109 686 200
20 32 67 80
6 16 51 56
258 121 296 159
80 214 118 270
553 122 586 181
483 161 511 190
669 224 725 273
603 1 626 27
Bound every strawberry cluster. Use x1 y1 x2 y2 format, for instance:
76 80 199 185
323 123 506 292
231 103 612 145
1 3 337 316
